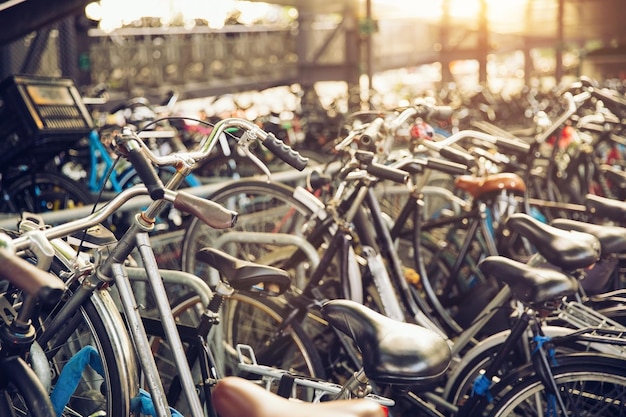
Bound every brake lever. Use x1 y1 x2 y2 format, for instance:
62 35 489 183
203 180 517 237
236 130 272 180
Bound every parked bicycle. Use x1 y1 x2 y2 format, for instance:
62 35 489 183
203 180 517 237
0 232 65 417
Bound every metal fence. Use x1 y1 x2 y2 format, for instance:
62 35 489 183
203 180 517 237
88 25 299 95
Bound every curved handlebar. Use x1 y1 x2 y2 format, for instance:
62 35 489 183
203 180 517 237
125 117 308 172
10 185 236 253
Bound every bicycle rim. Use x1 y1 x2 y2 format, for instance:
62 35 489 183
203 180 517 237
0 172 93 215
472 354 626 417
486 360 626 417
38 259 137 416
150 292 325 411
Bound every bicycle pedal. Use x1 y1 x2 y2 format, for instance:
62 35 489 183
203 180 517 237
67 224 117 248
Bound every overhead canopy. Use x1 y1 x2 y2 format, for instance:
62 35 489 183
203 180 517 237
2 0 625 48
0 0 93 45
266 0 626 46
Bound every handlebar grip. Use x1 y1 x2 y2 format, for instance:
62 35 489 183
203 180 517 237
361 117 385 145
125 146 165 200
438 145 476 168
174 190 238 229
367 162 409 184
494 137 530 155
431 105 453 120
262 133 309 171
426 157 470 176
0 248 65 305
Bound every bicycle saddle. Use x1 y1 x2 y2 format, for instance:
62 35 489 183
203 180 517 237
479 255 578 304
506 213 600 270
454 172 526 199
550 218 626 257
195 248 291 296
321 299 451 388
213 376 385 417
585 194 626 224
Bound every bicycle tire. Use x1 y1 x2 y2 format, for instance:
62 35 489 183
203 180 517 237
410 201 507 336
0 356 56 417
0 172 93 215
443 324 614 408
480 353 626 417
150 292 325 413
181 180 387 386
35 255 138 416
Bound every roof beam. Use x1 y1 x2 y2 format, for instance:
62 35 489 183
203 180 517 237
0 0 91 45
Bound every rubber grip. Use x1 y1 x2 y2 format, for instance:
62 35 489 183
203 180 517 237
494 137 530 155
262 133 308 171
439 145 476 168
426 157 470 176
125 147 165 200
0 248 65 305
431 105 453 120
174 190 238 229
367 162 409 184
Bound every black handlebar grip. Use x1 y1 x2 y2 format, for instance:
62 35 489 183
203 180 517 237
174 190 238 229
125 146 165 200
438 145 476 168
494 137 530 155
426 157 470 176
367 162 409 184
262 133 309 171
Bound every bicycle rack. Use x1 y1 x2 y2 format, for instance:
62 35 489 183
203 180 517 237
235 344 395 406
557 300 626 356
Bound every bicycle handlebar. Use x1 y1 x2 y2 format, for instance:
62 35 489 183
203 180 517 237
127 117 308 172
0 234 65 305
390 156 470 177
336 102 452 155
588 86 626 117
367 162 409 184
119 134 166 200
10 185 237 252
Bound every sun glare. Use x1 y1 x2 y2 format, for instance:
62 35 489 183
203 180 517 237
86 0 290 32
370 0 529 30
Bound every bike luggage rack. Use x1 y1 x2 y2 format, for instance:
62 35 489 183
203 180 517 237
557 300 626 356
235 344 395 406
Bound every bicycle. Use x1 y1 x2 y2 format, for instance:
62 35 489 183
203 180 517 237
173 106 626 415
0 232 65 417
3 115 309 416
180 104 533 339
226 272 626 417
0 74 97 217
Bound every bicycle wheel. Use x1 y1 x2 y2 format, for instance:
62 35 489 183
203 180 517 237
181 180 324 290
0 172 93 215
0 356 56 417
34 255 138 416
481 353 626 417
150 292 325 413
